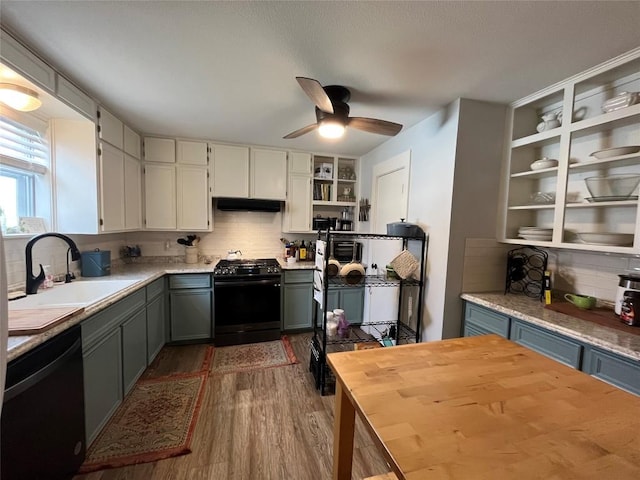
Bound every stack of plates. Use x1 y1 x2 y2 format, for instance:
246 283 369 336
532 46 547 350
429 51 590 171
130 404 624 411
518 227 552 241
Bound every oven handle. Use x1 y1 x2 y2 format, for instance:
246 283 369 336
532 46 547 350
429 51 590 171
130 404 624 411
214 279 281 287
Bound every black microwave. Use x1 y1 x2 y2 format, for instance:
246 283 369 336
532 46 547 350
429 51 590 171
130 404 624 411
332 240 362 263
312 216 337 230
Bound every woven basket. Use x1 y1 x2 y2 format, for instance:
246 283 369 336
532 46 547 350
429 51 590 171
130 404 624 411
390 249 419 279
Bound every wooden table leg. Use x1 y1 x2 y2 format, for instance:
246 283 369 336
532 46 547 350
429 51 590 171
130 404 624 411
333 380 356 480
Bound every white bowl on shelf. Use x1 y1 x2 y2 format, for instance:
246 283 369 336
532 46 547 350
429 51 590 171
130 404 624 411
530 157 558 171
590 146 640 159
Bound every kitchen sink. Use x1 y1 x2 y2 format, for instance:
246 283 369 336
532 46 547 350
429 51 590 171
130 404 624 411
8 279 140 310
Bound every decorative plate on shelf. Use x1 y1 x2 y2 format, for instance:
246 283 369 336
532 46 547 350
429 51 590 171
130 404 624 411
590 146 640 159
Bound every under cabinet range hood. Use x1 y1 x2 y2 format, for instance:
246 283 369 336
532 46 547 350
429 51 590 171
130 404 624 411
215 198 282 212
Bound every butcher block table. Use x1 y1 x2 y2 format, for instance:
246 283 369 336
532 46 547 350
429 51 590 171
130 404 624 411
327 334 640 480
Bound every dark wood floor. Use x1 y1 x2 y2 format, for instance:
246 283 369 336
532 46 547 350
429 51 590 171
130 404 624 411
74 333 390 480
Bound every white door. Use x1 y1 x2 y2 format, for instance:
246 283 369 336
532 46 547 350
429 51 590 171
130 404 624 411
364 151 411 328
210 144 249 198
124 154 142 230
284 174 312 232
250 149 287 200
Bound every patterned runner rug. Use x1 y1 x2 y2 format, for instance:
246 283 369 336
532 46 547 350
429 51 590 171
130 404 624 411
79 347 213 473
210 336 298 375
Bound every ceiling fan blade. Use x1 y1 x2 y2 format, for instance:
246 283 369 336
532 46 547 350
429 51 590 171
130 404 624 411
296 77 334 114
348 117 403 136
283 123 318 139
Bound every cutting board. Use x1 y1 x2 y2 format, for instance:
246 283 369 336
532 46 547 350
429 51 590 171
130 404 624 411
545 302 639 335
8 307 85 336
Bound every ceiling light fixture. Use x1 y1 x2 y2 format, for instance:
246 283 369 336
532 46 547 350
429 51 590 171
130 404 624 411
0 83 42 112
318 120 345 139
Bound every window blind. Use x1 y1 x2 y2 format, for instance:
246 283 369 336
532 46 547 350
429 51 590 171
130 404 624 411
0 116 48 174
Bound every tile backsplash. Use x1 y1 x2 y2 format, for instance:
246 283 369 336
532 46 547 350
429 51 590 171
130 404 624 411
3 210 291 290
462 238 638 303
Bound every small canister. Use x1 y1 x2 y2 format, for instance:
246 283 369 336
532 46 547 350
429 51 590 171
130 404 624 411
620 290 640 326
615 274 640 315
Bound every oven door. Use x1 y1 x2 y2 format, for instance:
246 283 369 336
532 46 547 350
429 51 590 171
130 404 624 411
213 276 281 345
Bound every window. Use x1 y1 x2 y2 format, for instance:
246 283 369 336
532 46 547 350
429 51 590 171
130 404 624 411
0 114 49 234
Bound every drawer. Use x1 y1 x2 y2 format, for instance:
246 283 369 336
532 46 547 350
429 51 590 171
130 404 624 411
82 288 146 349
284 270 312 284
510 319 582 369
464 303 510 338
169 274 211 290
146 277 165 300
583 347 640 396
463 323 493 337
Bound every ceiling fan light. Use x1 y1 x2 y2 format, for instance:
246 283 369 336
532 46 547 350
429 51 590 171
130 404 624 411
0 83 42 112
318 120 345 139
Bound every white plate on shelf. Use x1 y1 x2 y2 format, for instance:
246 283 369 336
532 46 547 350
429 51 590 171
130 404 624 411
585 195 638 203
518 227 552 233
518 234 553 241
576 232 633 246
590 146 640 159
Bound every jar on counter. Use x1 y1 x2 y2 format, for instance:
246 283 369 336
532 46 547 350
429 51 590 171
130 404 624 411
620 290 640 326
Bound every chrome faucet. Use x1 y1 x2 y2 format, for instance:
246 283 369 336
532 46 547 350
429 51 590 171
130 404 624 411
25 232 81 294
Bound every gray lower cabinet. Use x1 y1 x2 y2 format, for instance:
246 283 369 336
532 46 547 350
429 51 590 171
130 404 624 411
121 309 148 394
510 319 582 369
82 327 122 446
146 277 166 363
169 274 213 342
463 300 639 395
583 346 640 396
282 270 314 331
317 286 365 325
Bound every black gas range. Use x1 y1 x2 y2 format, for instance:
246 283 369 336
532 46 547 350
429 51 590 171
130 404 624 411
213 258 282 346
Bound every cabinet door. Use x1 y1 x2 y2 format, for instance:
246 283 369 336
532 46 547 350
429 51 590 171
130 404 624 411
177 140 208 165
283 174 312 232
169 290 212 341
0 29 55 92
283 283 313 331
123 126 141 159
510 319 582 369
56 74 96 121
147 293 166 364
583 347 640 396
144 163 177 229
99 142 125 232
144 137 176 163
340 287 365 323
251 149 287 200
121 308 148 395
464 303 511 338
83 328 123 446
177 165 211 231
98 108 124 149
289 152 312 175
211 144 249 198
124 154 142 230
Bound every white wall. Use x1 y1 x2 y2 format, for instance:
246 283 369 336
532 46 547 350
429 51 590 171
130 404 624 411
360 98 507 341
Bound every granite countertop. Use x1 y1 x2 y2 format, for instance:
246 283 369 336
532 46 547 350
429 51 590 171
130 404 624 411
7 259 318 361
461 292 640 362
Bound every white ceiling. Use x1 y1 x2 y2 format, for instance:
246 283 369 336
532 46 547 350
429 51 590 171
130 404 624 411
1 1 639 157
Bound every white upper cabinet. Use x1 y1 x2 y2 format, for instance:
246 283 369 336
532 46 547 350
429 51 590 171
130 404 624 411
177 165 211 231
144 163 177 230
210 144 250 198
56 75 96 122
124 154 142 230
144 137 176 163
99 142 125 232
283 152 312 232
177 140 208 165
250 148 287 200
0 28 55 92
123 126 141 159
499 47 640 254
98 107 124 149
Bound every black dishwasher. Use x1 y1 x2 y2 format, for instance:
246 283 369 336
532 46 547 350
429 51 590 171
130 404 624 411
1 324 86 480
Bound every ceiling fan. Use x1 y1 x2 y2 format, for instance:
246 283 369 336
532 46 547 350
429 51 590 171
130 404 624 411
283 77 403 139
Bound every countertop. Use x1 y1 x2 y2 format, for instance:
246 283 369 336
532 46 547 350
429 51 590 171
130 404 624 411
461 292 640 362
7 259 317 361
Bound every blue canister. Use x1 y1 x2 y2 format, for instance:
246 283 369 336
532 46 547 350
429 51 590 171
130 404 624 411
80 249 111 277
